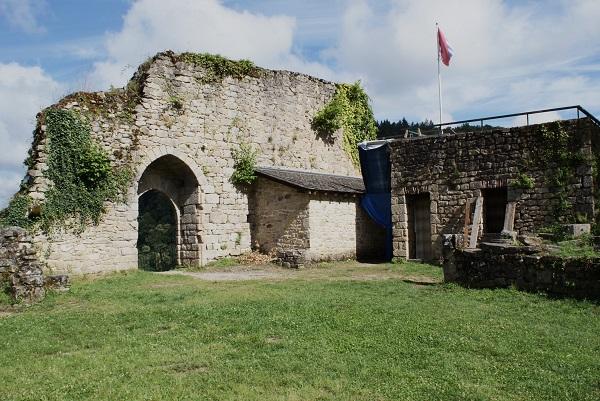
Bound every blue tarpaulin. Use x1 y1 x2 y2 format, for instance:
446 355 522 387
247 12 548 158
358 141 392 261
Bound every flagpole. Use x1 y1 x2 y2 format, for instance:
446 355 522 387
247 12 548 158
436 22 443 130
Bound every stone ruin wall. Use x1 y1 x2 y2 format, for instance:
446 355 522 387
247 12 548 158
0 227 69 303
390 119 599 261
23 52 357 274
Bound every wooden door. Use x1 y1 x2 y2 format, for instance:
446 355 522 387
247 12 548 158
407 193 432 260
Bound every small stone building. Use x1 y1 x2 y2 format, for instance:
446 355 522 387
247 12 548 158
251 167 386 266
390 118 600 261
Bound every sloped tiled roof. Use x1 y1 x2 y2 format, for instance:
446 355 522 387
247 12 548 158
255 166 365 194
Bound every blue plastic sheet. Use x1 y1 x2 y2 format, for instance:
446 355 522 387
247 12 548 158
358 141 392 261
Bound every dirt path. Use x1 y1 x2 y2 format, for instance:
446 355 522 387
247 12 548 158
159 262 442 285
161 269 286 281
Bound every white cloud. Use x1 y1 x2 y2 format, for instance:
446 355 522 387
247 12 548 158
89 0 338 88
0 63 61 207
0 0 46 34
328 0 600 122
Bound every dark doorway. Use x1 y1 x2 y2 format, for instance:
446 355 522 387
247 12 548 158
407 193 432 260
482 187 507 233
137 190 178 271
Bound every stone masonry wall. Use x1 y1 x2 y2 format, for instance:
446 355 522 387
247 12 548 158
249 177 310 265
251 178 386 266
443 241 600 300
356 204 387 260
0 227 45 303
306 194 385 262
390 119 598 261
307 195 360 262
23 52 358 274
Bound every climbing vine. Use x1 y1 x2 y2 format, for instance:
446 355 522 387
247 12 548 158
40 109 132 231
178 52 261 83
0 109 133 232
0 194 33 228
312 82 377 166
231 142 258 186
537 122 585 222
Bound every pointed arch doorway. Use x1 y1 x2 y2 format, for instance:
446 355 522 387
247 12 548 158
137 154 202 270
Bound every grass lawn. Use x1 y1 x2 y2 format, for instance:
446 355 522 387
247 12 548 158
0 261 598 401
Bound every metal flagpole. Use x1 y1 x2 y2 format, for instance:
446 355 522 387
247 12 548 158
436 22 443 129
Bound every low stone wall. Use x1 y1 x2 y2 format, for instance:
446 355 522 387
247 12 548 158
0 227 69 303
443 240 600 299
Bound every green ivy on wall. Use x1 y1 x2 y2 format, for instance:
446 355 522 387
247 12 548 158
312 82 377 166
0 194 33 228
0 109 132 232
537 121 586 222
41 109 132 231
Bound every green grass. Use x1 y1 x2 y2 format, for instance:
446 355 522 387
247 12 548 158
0 285 12 306
0 263 598 401
553 238 600 258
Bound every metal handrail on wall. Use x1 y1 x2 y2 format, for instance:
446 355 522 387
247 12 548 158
433 105 600 131
379 105 600 139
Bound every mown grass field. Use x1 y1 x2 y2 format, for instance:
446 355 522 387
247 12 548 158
0 262 598 401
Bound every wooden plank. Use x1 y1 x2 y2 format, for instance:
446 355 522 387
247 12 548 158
503 202 516 233
463 199 472 246
469 196 483 249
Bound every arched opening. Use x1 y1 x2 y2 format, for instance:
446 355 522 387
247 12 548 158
137 190 178 271
137 154 202 268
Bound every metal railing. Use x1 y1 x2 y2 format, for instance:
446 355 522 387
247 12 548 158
379 105 600 139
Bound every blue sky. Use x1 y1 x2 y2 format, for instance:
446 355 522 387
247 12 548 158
1 0 600 206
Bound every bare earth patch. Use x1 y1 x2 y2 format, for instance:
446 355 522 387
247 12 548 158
160 261 442 285
161 269 285 281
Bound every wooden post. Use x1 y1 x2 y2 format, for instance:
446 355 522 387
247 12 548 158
463 199 472 247
468 196 483 249
503 202 516 233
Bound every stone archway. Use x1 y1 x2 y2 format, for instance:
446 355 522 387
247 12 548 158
137 154 202 267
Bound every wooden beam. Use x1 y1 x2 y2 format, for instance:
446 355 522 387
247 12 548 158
468 196 483 249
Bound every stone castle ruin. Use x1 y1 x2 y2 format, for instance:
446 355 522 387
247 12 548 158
3 51 600 301
0 51 383 285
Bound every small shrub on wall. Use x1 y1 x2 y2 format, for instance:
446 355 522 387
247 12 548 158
231 142 258 186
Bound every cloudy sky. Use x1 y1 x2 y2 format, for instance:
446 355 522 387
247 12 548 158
1 0 599 206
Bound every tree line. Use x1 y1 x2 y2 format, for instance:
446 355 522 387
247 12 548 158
376 118 501 138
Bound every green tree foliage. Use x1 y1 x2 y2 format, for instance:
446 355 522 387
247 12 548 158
137 190 177 272
377 119 502 138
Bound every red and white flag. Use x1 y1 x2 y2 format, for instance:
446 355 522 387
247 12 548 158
437 27 454 66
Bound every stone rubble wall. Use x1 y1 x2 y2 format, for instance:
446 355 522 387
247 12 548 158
442 240 600 300
23 52 358 274
390 119 598 261
0 227 56 303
